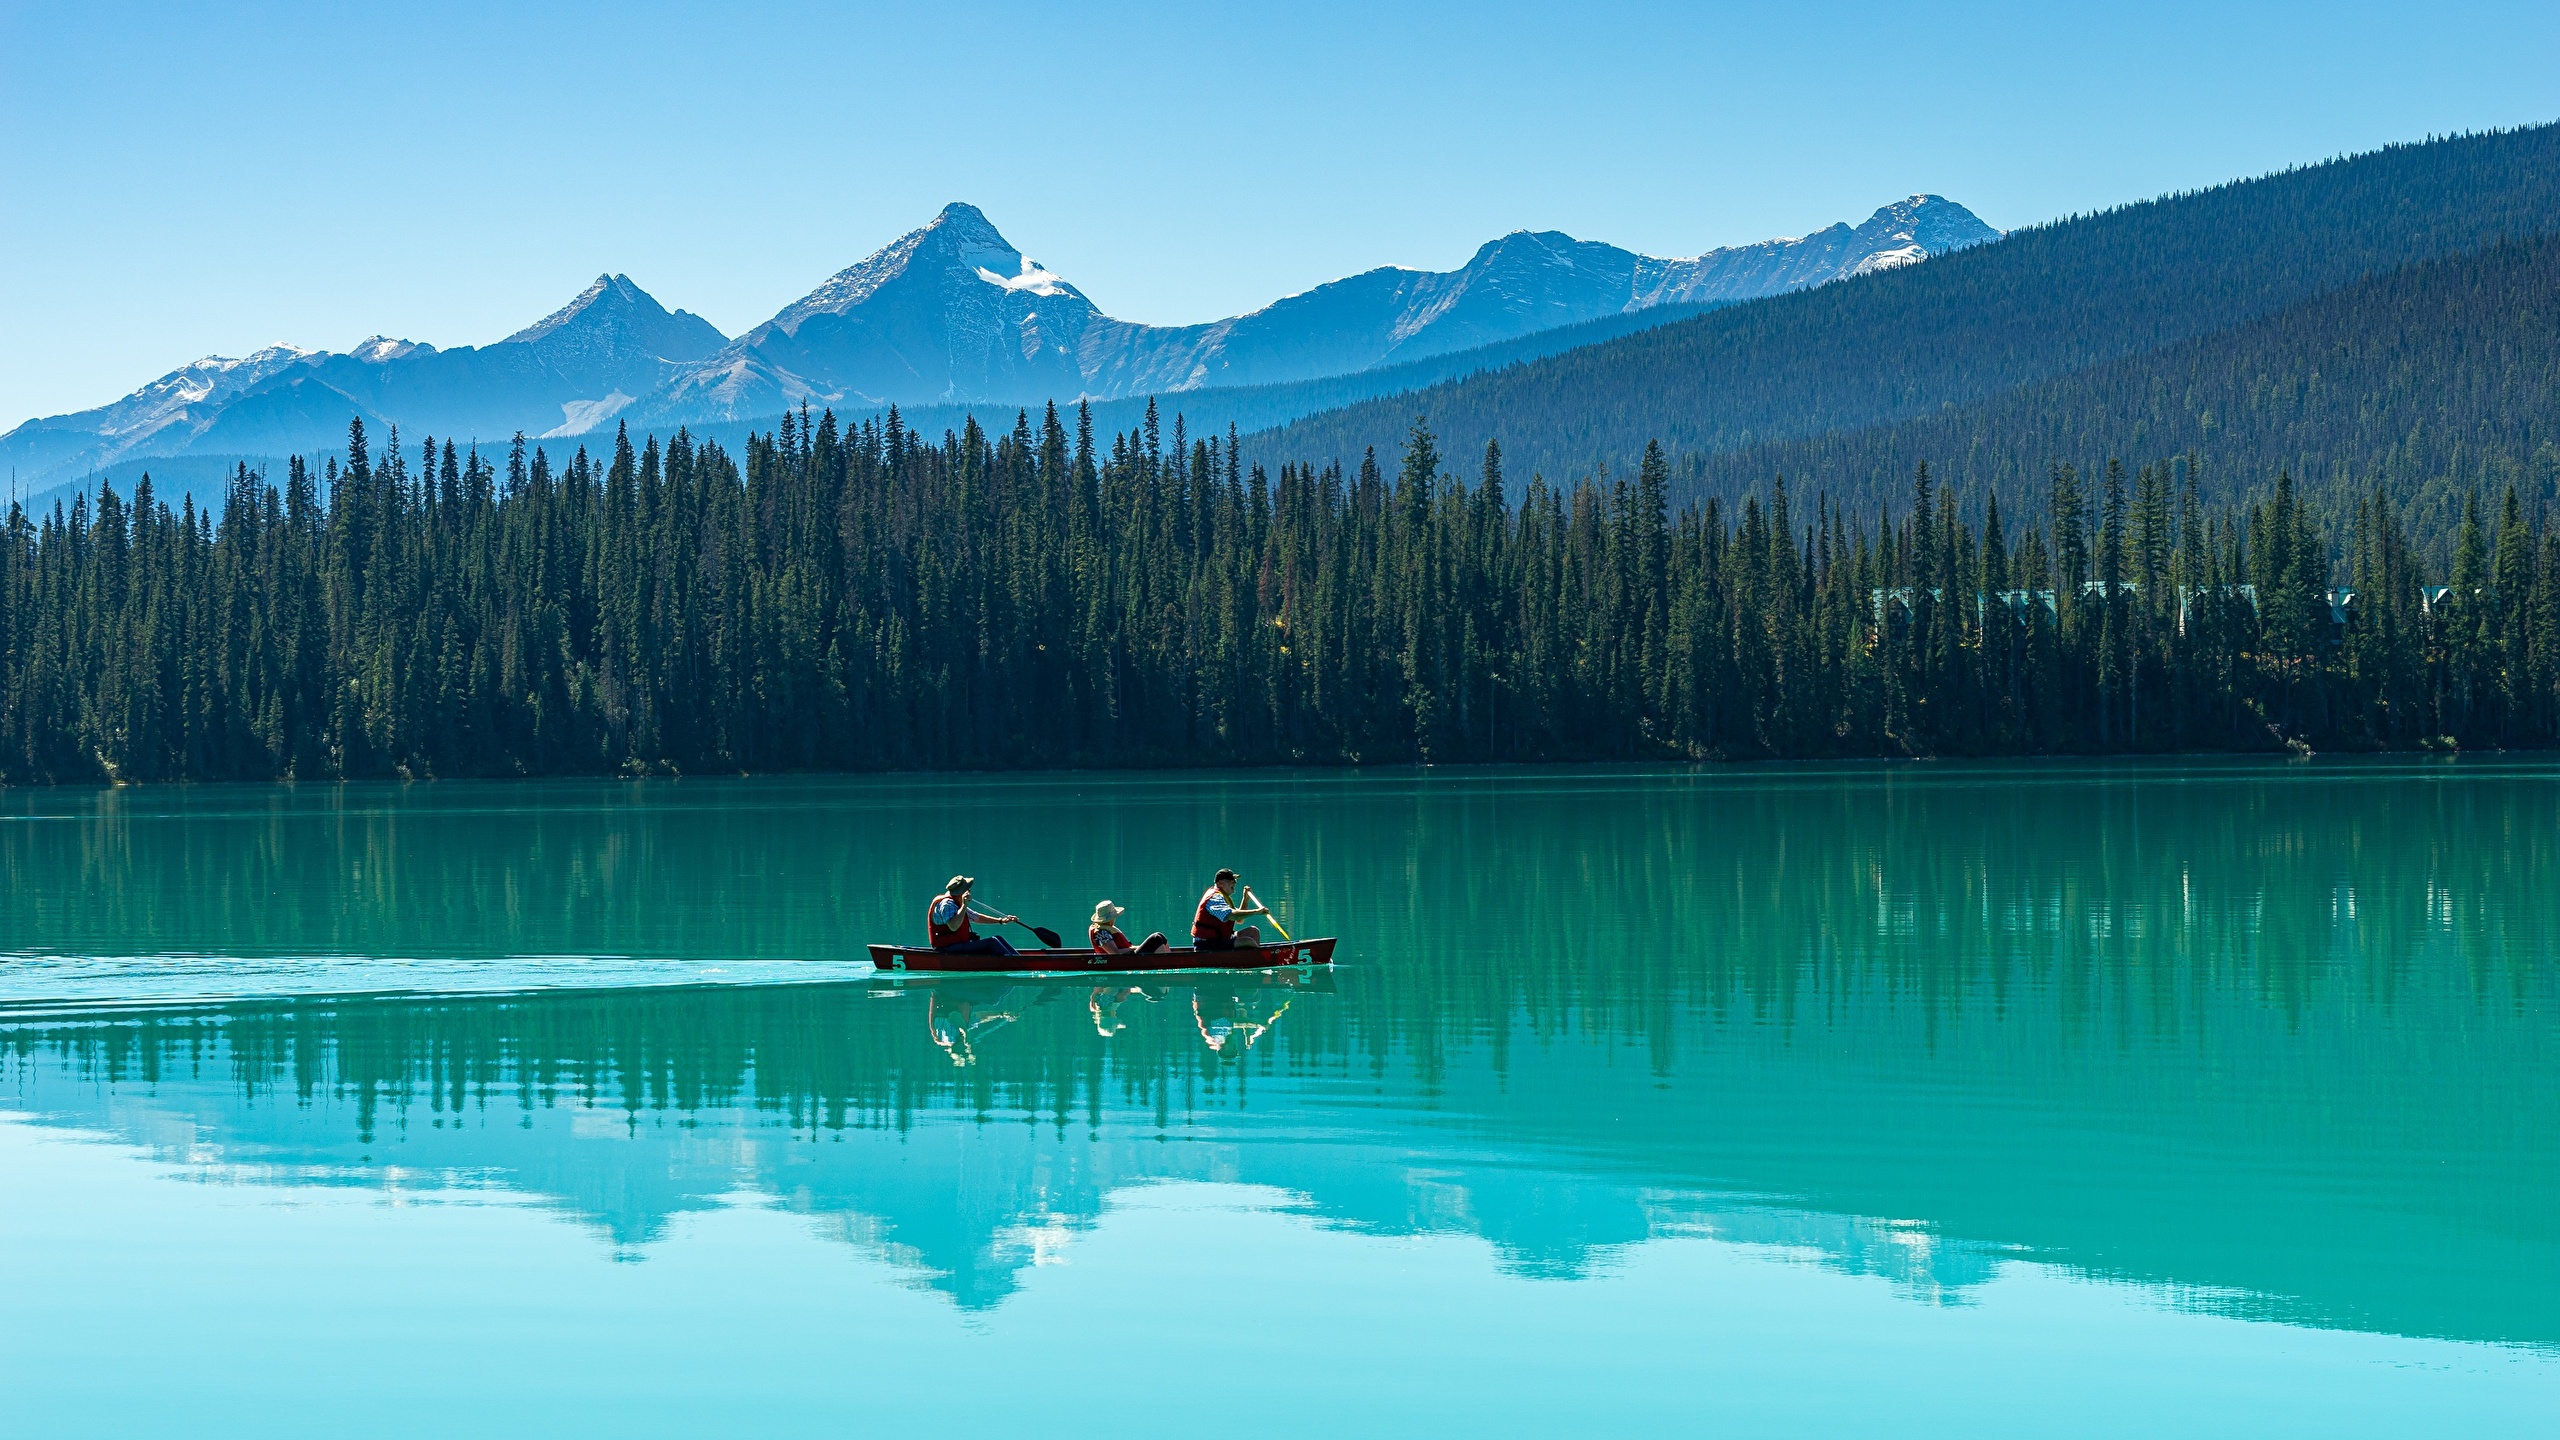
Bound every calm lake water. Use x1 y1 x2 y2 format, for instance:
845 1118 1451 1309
3 762 2555 1435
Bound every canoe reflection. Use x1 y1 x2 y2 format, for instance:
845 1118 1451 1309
877 970 1331 1063
923 989 1020 1067
1192 989 1291 1056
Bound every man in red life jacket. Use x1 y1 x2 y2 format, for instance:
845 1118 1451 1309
928 876 1020 957
1191 868 1271 950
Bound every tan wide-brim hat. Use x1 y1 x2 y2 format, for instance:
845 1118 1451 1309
1091 900 1125 926
947 875 975 892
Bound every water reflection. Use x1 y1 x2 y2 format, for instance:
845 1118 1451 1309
2 975 2022 1313
879 972 1319 1067
1 760 2556 1347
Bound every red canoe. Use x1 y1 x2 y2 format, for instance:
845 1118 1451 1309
866 937 1336 975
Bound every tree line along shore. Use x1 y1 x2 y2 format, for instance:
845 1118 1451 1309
0 403 2553 784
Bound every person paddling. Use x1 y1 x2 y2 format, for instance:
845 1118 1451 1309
929 876 1020 957
1089 900 1169 956
1191 868 1272 951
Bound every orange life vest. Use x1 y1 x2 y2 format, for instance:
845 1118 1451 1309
929 895 976 948
1192 887 1235 942
1091 924 1133 953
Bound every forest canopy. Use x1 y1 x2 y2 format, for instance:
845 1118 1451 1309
0 405 2551 784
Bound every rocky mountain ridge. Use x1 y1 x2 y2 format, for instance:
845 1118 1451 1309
3 197 1999 484
646 196 1999 422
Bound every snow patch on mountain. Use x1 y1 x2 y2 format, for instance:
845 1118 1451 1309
546 392 637 438
1847 244 1929 275
977 259 1070 296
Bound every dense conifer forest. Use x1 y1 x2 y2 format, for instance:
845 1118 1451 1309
2 403 2555 784
1685 233 2560 550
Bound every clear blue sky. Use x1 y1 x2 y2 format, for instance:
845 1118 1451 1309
4 0 2555 425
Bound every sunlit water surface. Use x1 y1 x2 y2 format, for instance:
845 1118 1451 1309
2 762 2554 1435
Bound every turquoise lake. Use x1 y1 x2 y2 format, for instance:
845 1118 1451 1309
2 761 2555 1434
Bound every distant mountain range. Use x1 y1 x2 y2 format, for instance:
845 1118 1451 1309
0 276 727 482
1244 122 2560 525
0 197 1998 487
644 195 1995 424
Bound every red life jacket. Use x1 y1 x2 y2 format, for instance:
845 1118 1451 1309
1091 924 1132 953
1192 887 1236 942
929 895 975 948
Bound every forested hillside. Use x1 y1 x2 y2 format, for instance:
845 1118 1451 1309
2 408 2553 784
1684 234 2560 555
1243 124 2560 491
860 300 1723 467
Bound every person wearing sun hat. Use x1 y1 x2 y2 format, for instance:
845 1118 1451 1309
928 875 1019 956
1089 900 1168 955
1089 900 1128 952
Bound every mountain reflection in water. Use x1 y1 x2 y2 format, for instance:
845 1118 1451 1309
2 761 2555 1348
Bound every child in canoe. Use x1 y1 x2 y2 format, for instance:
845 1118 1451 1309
1090 901 1169 955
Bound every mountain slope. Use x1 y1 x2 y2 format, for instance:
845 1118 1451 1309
1071 197 1993 398
186 373 387 458
734 300 1730 466
1677 232 2560 549
1242 124 2560 485
0 344 318 479
503 273 728 376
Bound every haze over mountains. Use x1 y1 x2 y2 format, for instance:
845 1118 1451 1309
0 196 1997 488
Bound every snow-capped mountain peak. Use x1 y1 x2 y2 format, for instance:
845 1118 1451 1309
1886 193 2001 251
644 203 1104 420
502 273 667 347
0 273 735 477
128 344 316 402
347 336 434 364
97 344 320 430
757 202 1091 340
214 342 319 370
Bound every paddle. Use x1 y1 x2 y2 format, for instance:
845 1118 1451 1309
1016 919 1066 949
1240 881 1292 943
978 899 1063 949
